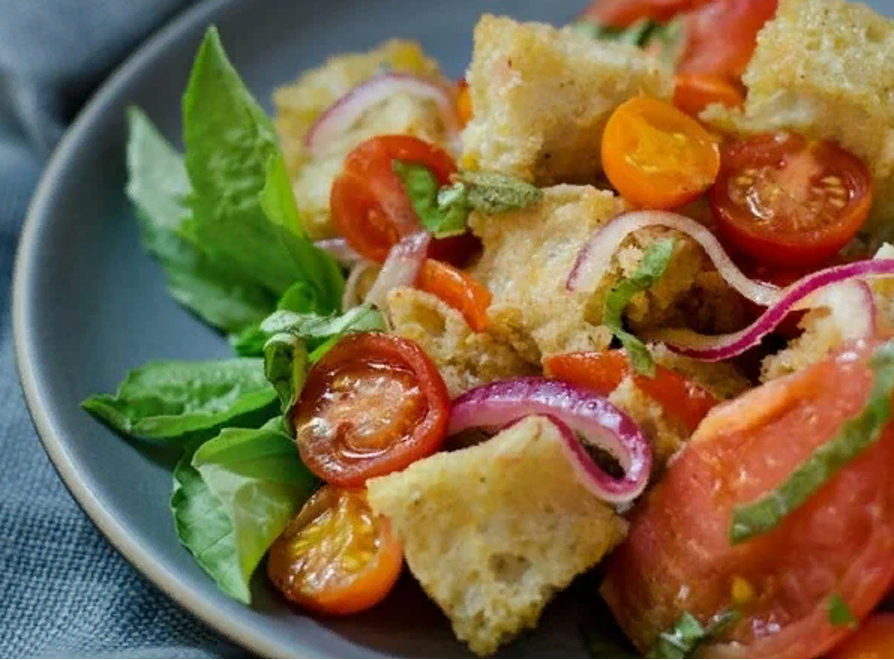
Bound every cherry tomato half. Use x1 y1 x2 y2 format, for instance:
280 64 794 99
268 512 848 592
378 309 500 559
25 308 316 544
827 613 894 659
416 259 492 333
267 486 403 615
330 135 459 263
601 339 894 658
293 333 450 487
710 133 873 267
579 0 707 26
544 350 719 432
602 97 720 209
673 73 744 117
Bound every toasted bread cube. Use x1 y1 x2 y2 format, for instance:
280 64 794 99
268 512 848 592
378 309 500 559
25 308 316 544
385 287 535 397
367 416 627 656
462 15 673 184
701 0 894 240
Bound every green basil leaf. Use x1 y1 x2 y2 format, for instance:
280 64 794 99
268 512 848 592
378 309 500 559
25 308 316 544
459 170 543 214
182 27 342 307
171 417 318 603
126 107 276 333
644 18 687 68
731 341 894 544
603 239 676 377
264 332 308 425
82 358 277 443
648 610 737 659
392 160 471 238
828 592 858 628
231 281 326 357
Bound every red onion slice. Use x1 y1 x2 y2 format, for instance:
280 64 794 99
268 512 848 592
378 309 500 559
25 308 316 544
364 232 430 309
567 210 781 306
305 73 460 157
314 238 362 268
651 261 891 361
449 377 652 503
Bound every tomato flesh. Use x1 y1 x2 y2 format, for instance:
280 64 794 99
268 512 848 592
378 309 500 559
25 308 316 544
827 614 894 659
601 339 894 658
711 133 873 267
673 73 744 117
416 259 491 332
267 486 403 616
293 333 450 487
602 97 720 209
579 0 707 26
544 351 718 432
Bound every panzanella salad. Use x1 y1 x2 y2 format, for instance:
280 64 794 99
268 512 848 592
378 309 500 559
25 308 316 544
85 0 894 656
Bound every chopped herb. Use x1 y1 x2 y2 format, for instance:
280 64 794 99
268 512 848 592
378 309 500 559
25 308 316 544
458 170 543 214
568 18 659 47
603 239 676 377
649 609 738 659
392 160 470 237
828 592 858 628
731 341 894 544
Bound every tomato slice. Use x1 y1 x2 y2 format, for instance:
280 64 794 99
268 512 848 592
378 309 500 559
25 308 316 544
579 0 707 26
543 350 719 432
416 259 491 332
330 135 463 263
827 614 894 659
710 133 873 267
267 486 403 615
673 73 743 117
602 97 720 209
293 332 450 486
678 0 779 79
601 339 894 658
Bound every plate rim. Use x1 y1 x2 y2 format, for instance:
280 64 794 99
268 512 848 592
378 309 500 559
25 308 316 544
11 0 299 656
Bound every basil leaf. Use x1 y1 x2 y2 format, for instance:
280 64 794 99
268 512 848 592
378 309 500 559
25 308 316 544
603 239 676 377
264 332 308 424
828 592 858 628
231 281 326 357
644 18 687 68
392 160 470 238
171 417 318 603
182 27 342 307
648 610 737 659
459 170 543 214
731 341 894 544
570 18 658 46
259 304 386 352
126 107 276 333
82 358 277 443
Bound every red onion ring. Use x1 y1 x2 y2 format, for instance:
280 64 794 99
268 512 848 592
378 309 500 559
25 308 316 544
314 237 362 268
449 377 652 503
364 232 430 309
567 210 780 306
304 73 460 157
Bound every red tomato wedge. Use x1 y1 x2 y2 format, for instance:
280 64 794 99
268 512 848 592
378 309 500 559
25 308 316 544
293 333 450 487
602 97 720 209
331 135 467 263
579 0 706 26
601 339 894 658
827 614 894 659
416 259 491 332
678 0 779 79
673 73 744 117
711 133 873 267
544 351 719 432
267 486 403 615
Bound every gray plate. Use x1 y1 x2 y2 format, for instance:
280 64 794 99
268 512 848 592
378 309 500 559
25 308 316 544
10 0 610 656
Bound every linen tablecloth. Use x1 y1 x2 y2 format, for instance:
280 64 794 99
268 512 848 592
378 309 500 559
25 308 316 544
0 1 243 655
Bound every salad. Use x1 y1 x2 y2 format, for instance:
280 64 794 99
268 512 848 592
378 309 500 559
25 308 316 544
84 0 894 656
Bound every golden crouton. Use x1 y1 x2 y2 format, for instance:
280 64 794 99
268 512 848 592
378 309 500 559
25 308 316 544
367 416 627 656
385 287 535 397
760 309 844 381
701 0 894 242
462 15 673 184
274 41 452 239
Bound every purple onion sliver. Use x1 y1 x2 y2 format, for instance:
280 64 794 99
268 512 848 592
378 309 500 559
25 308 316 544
314 238 362 267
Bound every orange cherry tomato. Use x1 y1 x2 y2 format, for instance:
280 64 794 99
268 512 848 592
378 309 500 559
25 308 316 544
267 486 403 616
293 333 449 487
416 259 491 332
827 614 894 659
673 73 744 117
543 350 718 432
710 133 873 267
579 0 707 26
330 135 459 263
601 339 894 658
602 97 720 209
456 78 472 127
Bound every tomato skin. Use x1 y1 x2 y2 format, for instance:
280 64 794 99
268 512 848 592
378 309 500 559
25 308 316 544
601 339 894 658
673 73 744 117
580 0 707 26
267 486 403 616
416 259 491 332
827 614 894 659
544 350 718 432
602 97 720 209
710 133 873 267
330 135 461 263
293 333 450 487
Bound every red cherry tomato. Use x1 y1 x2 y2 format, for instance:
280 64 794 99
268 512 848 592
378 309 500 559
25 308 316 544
827 614 894 659
579 0 707 26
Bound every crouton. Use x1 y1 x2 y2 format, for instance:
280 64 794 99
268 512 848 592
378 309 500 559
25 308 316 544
470 185 747 364
760 309 843 381
274 41 452 239
367 416 627 656
461 15 673 184
385 287 536 396
701 0 894 243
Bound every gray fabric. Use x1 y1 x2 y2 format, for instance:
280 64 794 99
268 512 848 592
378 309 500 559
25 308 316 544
0 1 244 656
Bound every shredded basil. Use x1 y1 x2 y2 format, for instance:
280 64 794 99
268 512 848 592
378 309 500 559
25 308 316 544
828 592 858 628
568 18 659 47
457 170 543 214
648 610 738 659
